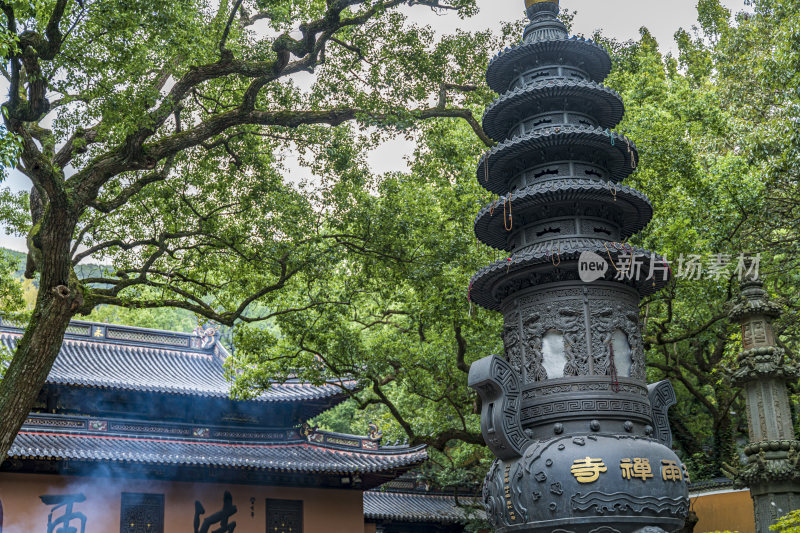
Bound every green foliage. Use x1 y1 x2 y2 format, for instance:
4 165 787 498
0 250 30 325
772 510 800 532
85 304 197 333
0 249 30 375
0 0 515 465
227 115 502 489
0 16 20 178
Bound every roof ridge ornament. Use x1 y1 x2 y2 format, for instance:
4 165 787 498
192 324 219 349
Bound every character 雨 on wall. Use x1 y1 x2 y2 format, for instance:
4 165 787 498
40 494 87 533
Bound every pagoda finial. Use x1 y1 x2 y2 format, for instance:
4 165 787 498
525 0 558 9
525 0 559 17
523 0 565 39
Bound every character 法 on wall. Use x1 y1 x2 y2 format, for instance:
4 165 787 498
194 491 237 533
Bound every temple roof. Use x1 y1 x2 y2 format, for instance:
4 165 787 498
687 477 736 495
364 490 482 524
6 414 427 489
0 320 352 403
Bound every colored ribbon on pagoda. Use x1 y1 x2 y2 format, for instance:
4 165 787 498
607 180 617 202
627 138 637 169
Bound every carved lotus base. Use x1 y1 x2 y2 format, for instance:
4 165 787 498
732 440 800 488
733 346 799 385
482 435 689 533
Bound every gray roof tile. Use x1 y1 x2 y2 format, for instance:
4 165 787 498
11 428 428 474
364 491 484 524
0 323 351 402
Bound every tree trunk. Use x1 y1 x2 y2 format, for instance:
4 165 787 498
0 210 81 460
712 412 735 477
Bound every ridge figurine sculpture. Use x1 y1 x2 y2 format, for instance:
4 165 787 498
467 1 690 531
728 280 800 532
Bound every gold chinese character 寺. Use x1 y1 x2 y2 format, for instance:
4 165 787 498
661 460 683 482
682 463 691 483
571 457 608 483
620 458 654 481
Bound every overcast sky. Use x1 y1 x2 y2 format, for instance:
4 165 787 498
0 0 750 252
412 0 748 52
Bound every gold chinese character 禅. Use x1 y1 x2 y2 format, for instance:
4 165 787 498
571 457 608 483
661 460 683 482
620 458 654 481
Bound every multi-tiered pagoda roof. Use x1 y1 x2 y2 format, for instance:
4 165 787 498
469 0 664 312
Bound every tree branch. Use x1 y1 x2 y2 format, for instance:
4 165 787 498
454 322 471 374
648 360 720 417
647 311 728 346
219 0 245 55
86 165 173 215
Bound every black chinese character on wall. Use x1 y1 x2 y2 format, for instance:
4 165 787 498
40 494 87 533
195 491 237 533
266 499 302 533
120 493 164 533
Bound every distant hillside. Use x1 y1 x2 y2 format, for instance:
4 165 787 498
2 248 28 279
2 248 109 286
0 248 268 343
1 247 198 333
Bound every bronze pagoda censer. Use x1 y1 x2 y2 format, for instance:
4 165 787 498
468 0 690 531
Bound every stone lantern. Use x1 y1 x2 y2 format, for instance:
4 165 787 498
728 280 800 532
467 1 690 531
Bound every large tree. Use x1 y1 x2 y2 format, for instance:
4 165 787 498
0 0 499 460
230 0 800 489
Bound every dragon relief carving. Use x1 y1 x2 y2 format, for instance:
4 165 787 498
522 314 548 383
625 311 647 380
512 461 529 521
558 307 586 376
591 307 614 376
483 461 506 529
503 319 524 375
515 303 586 381
588 302 645 379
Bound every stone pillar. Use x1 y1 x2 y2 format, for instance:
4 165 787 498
729 281 800 531
467 1 689 532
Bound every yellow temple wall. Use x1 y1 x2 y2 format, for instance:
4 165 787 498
691 489 756 533
0 472 364 533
